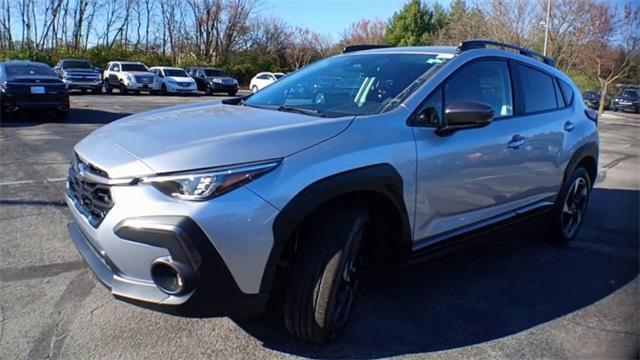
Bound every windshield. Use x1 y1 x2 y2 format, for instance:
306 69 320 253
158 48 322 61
245 53 449 117
621 90 639 99
164 69 188 77
121 63 148 72
62 60 92 69
274 73 285 79
6 63 56 77
204 69 225 77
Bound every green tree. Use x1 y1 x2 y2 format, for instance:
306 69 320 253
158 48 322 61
385 0 433 46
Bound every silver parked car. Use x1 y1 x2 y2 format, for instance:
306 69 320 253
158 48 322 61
66 40 599 343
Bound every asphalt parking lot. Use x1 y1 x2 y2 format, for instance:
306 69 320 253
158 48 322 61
0 95 638 359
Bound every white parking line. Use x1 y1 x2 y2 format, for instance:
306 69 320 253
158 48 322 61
0 178 67 186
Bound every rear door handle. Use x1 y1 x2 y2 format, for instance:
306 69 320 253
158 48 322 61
508 134 526 149
564 121 575 132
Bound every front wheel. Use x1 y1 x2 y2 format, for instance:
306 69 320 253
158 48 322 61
104 81 112 94
119 82 128 95
284 206 369 343
251 85 258 93
547 167 592 244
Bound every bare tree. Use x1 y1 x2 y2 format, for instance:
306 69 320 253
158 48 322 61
340 19 386 46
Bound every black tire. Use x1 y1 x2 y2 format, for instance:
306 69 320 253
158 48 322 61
547 167 592 245
205 84 213 95
91 87 101 95
161 84 168 95
119 82 128 95
228 91 237 96
251 85 258 94
55 110 68 120
284 206 370 343
104 80 112 94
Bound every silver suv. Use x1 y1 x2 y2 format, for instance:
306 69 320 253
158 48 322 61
66 40 599 343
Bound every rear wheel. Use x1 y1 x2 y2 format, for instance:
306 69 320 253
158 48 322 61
284 206 369 343
547 167 592 244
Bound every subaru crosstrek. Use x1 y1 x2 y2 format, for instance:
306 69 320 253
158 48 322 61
66 40 599 343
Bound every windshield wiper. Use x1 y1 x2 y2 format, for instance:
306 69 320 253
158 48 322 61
275 105 321 116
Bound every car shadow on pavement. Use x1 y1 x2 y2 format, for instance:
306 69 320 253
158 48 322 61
1 108 130 126
234 187 639 359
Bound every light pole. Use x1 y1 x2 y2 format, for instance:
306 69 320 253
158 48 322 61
543 0 552 56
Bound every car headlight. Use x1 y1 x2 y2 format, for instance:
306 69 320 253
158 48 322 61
212 78 223 84
167 78 177 84
141 161 280 201
124 74 133 82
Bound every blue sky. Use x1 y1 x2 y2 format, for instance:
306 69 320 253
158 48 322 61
259 0 452 41
260 0 637 41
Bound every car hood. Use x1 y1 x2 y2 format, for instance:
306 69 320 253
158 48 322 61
86 102 353 175
63 68 98 74
207 76 235 82
166 76 194 82
123 71 154 76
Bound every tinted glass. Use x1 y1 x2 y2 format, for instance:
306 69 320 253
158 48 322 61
417 88 443 126
517 64 557 113
204 69 225 77
274 74 285 79
554 79 566 107
445 61 513 117
246 53 449 118
121 63 148 72
5 63 56 77
164 69 188 77
558 79 573 106
62 60 92 69
621 90 639 99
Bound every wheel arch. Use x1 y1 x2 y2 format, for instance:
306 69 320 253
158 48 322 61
563 142 599 187
260 164 412 294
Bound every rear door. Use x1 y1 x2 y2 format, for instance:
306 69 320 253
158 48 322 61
508 62 567 200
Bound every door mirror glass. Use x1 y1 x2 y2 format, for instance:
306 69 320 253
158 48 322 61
443 100 494 129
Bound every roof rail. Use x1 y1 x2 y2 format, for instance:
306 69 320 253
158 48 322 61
458 39 556 67
342 44 390 53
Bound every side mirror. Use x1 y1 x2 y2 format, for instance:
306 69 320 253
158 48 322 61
442 100 494 130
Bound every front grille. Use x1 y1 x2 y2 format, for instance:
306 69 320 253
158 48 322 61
177 82 192 87
135 76 154 84
67 157 114 228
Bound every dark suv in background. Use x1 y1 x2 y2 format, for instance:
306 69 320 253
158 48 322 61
186 67 239 95
0 60 69 118
612 89 639 113
54 59 102 94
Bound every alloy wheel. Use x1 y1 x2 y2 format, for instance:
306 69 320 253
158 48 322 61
561 177 589 238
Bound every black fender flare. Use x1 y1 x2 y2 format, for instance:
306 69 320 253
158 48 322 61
562 142 599 187
260 163 412 294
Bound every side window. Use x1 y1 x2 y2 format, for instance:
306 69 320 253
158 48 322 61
515 64 557 113
557 78 574 106
553 79 565 107
416 88 443 126
444 61 513 117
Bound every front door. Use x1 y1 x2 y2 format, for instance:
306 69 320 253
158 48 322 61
412 59 528 244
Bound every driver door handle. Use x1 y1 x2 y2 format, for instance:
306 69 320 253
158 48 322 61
508 134 526 150
564 121 575 132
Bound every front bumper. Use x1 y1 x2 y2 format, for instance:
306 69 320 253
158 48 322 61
65 179 278 316
166 83 198 93
65 79 102 90
615 102 639 112
210 82 239 93
124 82 162 91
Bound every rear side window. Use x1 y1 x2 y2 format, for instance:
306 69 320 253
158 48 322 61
516 64 557 113
444 60 513 117
557 79 574 106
